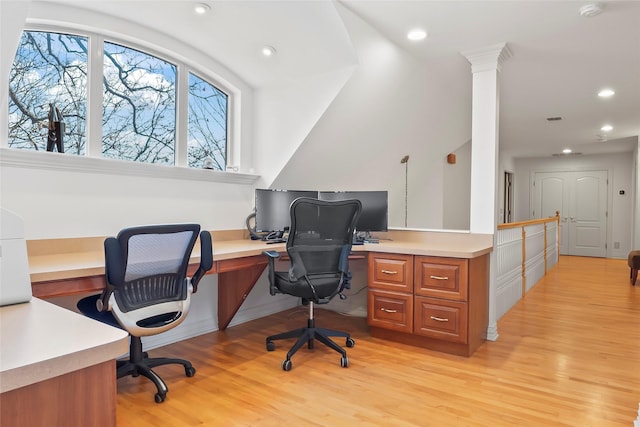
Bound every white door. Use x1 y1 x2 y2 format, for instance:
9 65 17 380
533 171 607 257
535 173 568 254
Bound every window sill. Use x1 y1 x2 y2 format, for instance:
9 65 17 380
0 148 259 185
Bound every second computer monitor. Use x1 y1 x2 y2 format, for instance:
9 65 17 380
318 191 388 233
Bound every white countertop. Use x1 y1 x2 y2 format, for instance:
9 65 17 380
0 297 129 393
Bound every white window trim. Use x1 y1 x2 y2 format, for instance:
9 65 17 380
0 148 258 184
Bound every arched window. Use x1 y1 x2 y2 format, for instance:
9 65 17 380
8 29 229 171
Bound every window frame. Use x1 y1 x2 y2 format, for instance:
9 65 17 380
2 23 251 184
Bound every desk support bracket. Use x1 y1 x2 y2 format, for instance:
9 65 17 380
217 256 268 330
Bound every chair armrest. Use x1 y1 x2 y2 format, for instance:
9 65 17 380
191 230 213 293
104 237 124 284
263 250 280 259
263 250 280 295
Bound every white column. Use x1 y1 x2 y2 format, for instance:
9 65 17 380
462 43 511 341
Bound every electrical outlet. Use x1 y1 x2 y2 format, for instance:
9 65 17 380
614 241 620 249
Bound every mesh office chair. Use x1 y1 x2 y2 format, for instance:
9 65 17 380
263 197 361 371
77 224 213 403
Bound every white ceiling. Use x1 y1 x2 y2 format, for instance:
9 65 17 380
341 0 640 158
40 0 640 158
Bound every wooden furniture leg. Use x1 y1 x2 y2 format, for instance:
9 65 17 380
627 250 640 286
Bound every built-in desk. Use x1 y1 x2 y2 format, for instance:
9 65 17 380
0 297 128 427
1 229 490 426
25 229 493 348
26 230 283 330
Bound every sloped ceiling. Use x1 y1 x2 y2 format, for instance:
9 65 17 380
32 0 640 158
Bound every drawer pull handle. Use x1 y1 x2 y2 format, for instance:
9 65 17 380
380 308 398 313
429 275 449 280
430 316 449 322
381 269 398 275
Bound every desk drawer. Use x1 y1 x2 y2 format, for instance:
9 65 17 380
414 256 468 300
368 253 413 292
414 296 467 343
367 289 413 333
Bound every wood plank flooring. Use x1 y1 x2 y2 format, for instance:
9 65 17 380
115 256 640 426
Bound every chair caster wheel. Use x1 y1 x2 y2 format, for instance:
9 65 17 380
282 359 292 371
154 393 166 403
340 356 349 368
185 366 196 377
266 341 275 351
346 337 355 348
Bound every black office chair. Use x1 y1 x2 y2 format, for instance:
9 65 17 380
77 224 213 403
263 197 361 371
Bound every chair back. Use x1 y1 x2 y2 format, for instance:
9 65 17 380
102 223 210 336
286 198 361 293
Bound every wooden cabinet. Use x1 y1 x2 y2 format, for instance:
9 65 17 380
368 289 413 333
367 253 414 333
367 252 489 357
414 296 467 343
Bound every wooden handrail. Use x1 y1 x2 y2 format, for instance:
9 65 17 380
497 211 560 230
496 211 561 300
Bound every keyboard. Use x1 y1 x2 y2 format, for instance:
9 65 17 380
265 238 286 244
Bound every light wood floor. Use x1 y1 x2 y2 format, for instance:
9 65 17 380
116 256 640 426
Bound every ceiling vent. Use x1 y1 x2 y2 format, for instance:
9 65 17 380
546 116 563 121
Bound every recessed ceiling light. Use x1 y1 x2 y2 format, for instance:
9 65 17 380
407 29 427 41
598 88 615 97
579 3 604 17
562 148 572 154
261 46 276 57
194 3 210 15
600 124 613 132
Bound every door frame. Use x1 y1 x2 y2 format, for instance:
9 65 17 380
503 171 514 224
529 167 613 258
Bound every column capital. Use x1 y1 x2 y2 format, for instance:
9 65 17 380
461 42 512 73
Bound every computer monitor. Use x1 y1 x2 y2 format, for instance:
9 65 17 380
318 191 388 233
254 189 318 235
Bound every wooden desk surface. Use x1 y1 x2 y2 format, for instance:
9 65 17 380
0 297 129 393
27 229 493 285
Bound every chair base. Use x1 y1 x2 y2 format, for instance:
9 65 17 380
266 317 354 371
121 336 195 403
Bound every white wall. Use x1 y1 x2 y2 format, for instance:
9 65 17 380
513 152 634 258
253 66 356 189
443 140 471 230
270 4 473 230
0 2 297 342
0 1 411 344
2 1 476 233
1 2 257 237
